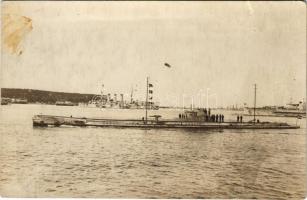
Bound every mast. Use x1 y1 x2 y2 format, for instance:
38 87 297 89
100 84 104 107
145 77 149 124
130 86 133 103
101 84 104 97
254 84 257 123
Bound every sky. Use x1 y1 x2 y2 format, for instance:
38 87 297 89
1 1 306 107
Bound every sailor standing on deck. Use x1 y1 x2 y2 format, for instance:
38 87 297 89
237 115 240 122
240 115 243 123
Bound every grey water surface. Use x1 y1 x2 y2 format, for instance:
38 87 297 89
0 104 305 198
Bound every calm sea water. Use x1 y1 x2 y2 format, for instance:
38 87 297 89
0 104 306 198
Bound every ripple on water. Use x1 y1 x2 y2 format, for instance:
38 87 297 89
45 189 56 192
0 105 305 198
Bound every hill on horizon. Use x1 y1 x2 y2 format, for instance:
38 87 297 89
1 88 96 104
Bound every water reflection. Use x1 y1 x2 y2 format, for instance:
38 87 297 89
0 104 305 198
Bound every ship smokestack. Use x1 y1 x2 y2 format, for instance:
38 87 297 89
108 93 111 102
114 94 117 102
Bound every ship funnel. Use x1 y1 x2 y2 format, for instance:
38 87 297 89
107 93 111 102
114 94 117 102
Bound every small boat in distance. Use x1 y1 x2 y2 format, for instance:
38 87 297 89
55 101 77 106
243 101 306 118
1 97 11 105
273 101 306 116
12 98 28 104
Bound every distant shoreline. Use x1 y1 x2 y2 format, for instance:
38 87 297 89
1 88 96 105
